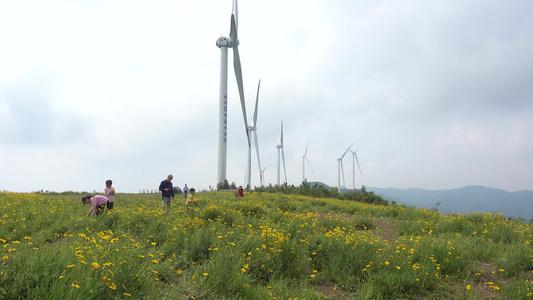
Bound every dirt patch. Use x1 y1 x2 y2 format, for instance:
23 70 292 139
469 262 502 299
313 283 347 299
371 218 398 244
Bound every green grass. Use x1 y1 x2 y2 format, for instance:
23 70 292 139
1 191 532 299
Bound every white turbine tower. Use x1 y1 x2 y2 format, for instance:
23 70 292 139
348 139 363 189
246 79 263 188
299 138 314 182
276 121 287 185
337 143 354 190
216 0 251 186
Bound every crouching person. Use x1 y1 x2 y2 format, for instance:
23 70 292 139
82 195 109 216
185 188 197 210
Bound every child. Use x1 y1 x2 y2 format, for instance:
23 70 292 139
81 195 109 216
183 184 189 199
104 179 115 210
238 186 244 197
185 188 197 209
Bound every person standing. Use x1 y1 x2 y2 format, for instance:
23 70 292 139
81 195 109 216
104 179 115 210
183 184 189 199
159 174 175 210
238 186 244 198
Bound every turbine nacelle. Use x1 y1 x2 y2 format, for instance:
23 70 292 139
216 37 228 47
216 36 239 48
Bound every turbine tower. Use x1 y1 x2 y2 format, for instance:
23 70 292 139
216 0 250 186
337 142 354 190
298 138 313 182
276 121 287 185
246 79 263 188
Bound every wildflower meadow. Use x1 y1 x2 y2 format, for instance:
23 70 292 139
1 191 533 299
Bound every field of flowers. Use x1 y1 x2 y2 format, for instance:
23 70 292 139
1 191 533 299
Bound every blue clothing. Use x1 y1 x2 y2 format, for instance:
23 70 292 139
159 180 174 198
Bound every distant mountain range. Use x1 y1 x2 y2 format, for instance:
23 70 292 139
368 186 533 220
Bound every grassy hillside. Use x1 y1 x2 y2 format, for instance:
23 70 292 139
1 191 533 299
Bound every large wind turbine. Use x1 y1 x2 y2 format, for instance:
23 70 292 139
246 79 263 188
337 142 354 190
216 0 250 186
299 138 314 182
276 121 287 185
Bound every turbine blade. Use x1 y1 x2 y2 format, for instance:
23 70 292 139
355 152 363 176
232 0 238 30
230 14 250 148
341 142 354 159
305 157 314 173
253 131 262 180
280 121 284 146
355 136 363 152
304 138 310 156
253 79 260 126
230 14 237 44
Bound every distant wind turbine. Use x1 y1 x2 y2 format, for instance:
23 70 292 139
276 121 287 185
261 165 268 186
246 79 263 188
216 0 251 186
337 142 354 190
348 138 363 189
298 138 314 182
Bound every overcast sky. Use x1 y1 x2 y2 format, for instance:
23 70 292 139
1 0 532 193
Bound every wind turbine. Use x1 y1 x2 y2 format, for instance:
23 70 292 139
216 0 251 186
337 142 354 190
276 121 287 185
246 79 263 188
299 138 314 182
348 139 363 189
260 165 268 186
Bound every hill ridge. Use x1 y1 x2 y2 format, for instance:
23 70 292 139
368 185 533 219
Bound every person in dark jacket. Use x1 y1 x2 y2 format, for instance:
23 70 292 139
159 174 174 211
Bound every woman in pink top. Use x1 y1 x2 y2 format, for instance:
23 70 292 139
104 179 115 209
81 195 109 216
